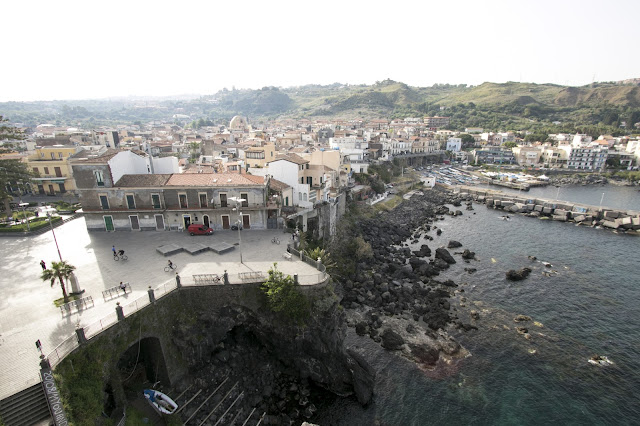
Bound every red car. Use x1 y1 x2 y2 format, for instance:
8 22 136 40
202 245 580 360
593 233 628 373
187 224 214 236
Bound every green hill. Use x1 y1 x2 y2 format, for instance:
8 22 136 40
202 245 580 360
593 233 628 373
1 80 639 136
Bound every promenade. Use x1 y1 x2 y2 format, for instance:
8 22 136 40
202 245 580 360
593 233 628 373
0 218 321 401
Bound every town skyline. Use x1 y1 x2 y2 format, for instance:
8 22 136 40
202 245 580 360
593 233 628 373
2 0 639 102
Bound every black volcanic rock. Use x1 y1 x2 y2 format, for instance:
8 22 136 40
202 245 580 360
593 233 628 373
447 240 462 248
381 328 405 350
506 267 532 281
435 248 456 264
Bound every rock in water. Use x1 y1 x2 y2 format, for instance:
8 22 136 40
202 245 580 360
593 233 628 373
506 267 532 281
514 315 532 322
461 249 476 260
381 328 405 350
435 248 456 264
447 240 462 248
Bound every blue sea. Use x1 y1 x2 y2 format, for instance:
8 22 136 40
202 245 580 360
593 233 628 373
315 185 640 425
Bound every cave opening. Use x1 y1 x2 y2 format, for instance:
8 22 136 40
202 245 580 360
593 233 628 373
117 336 170 393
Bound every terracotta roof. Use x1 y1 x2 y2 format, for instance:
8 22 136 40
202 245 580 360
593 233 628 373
268 178 290 191
69 148 119 163
115 174 172 187
166 173 265 187
272 153 309 165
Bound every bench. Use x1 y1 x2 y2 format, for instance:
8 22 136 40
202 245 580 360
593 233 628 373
282 252 292 261
192 274 222 285
238 271 264 282
60 295 94 316
102 282 131 301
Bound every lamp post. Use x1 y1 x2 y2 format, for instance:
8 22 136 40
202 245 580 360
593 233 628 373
47 211 63 261
19 202 30 231
228 197 243 264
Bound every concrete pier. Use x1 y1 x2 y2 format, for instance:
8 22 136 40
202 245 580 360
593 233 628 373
455 185 640 232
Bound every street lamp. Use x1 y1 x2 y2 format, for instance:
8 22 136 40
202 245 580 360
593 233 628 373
46 211 63 262
228 197 243 264
19 202 30 231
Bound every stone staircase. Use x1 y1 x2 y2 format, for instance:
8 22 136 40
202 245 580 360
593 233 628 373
0 383 51 426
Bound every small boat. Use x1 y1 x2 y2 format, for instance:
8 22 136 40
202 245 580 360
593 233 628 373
143 389 178 415
588 355 613 367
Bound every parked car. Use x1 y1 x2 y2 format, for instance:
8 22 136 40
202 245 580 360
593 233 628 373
187 224 214 236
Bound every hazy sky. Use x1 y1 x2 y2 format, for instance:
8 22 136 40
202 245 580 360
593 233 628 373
2 0 638 102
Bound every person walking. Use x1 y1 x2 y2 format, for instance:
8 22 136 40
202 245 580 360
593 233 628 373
40 260 46 270
119 281 127 294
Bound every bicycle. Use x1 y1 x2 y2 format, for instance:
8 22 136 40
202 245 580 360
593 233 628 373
271 236 280 245
164 263 177 272
113 252 128 261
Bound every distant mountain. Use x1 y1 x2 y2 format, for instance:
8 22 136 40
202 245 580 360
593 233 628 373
1 80 639 134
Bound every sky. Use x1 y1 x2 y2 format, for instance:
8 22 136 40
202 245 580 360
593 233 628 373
2 0 639 102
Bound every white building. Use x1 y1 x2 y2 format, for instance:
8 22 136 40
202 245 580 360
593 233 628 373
446 138 462 152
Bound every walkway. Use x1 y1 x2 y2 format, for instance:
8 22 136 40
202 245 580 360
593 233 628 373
0 218 320 400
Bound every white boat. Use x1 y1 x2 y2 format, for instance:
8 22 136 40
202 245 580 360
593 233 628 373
143 389 178 415
588 355 613 367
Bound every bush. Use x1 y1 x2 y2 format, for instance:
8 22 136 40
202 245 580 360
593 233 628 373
261 263 310 325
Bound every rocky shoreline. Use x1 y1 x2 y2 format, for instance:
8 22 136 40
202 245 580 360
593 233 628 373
548 173 638 187
166 188 480 425
334 188 478 373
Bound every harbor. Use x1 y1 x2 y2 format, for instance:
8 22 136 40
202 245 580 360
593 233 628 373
455 185 640 232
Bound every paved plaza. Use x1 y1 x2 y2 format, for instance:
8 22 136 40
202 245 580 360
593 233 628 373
0 217 319 400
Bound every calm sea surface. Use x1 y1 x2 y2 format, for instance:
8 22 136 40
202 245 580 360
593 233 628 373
315 185 640 425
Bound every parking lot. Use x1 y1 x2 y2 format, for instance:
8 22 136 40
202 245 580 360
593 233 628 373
0 217 319 400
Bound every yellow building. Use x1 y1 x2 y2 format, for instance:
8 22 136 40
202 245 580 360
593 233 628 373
244 143 276 168
27 145 81 195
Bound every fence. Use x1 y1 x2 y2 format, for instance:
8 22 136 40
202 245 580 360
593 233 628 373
46 335 80 368
102 282 131 301
46 267 326 368
60 295 94 316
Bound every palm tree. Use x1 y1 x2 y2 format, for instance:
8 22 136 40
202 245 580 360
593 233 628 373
41 260 76 304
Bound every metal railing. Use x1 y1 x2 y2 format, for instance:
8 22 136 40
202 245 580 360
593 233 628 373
46 268 327 367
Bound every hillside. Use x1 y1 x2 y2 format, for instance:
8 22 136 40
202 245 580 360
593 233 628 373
1 80 639 136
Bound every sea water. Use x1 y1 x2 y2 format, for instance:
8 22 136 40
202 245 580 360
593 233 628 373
315 185 640 425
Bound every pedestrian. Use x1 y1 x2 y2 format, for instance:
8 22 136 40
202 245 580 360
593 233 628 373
119 281 127 294
40 260 46 270
175 273 181 288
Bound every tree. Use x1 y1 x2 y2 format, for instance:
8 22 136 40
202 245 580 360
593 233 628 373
503 141 518 149
261 263 310 324
41 260 76 304
0 117 34 212
460 134 475 146
304 247 336 272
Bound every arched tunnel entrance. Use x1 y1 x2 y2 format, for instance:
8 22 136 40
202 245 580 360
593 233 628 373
118 336 171 390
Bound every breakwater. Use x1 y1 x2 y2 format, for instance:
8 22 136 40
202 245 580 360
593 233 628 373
456 185 640 232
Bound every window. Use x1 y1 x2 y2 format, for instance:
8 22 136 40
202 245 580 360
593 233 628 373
50 153 55 159
220 193 228 208
94 170 104 187
240 193 248 207
126 194 135 209
300 177 304 184
44 167 49 175
151 194 161 209
306 176 312 185
299 193 302 201
199 193 208 208
99 195 109 210
32 167 38 174
58 152 63 158
179 193 188 209
54 167 62 177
